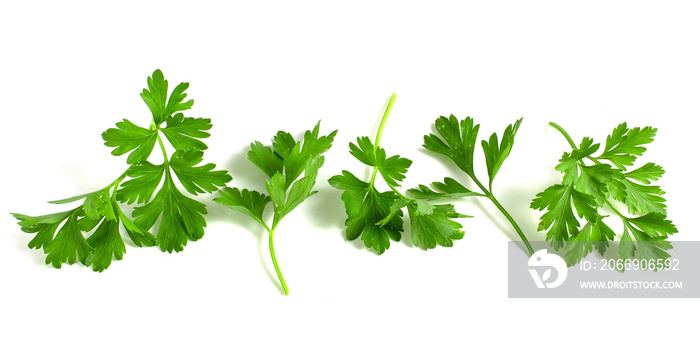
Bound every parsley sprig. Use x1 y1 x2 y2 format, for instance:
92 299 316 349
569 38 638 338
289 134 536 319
12 70 231 271
329 94 469 254
531 122 677 266
409 115 534 255
214 122 337 295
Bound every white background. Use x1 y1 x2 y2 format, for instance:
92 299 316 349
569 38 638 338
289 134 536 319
1 1 697 355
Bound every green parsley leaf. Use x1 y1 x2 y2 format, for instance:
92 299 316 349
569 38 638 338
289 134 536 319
530 184 598 250
481 118 522 186
214 188 271 226
102 119 158 164
161 114 211 151
418 115 533 255
132 174 209 253
248 141 284 178
408 201 467 250
423 115 480 176
86 218 126 272
596 123 656 169
140 69 193 125
13 69 230 270
328 171 404 254
44 210 93 268
535 122 676 266
116 162 165 204
330 94 467 255
215 121 337 295
564 216 615 267
407 177 484 200
170 150 232 195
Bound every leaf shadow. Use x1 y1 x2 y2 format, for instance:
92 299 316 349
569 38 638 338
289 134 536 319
10 229 51 267
399 213 414 249
305 165 380 253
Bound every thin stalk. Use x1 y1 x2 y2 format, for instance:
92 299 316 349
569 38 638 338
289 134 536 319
109 170 129 201
268 220 289 295
389 184 407 201
369 93 397 188
549 121 577 149
375 93 397 149
604 198 628 222
156 132 169 165
487 194 533 255
471 176 534 255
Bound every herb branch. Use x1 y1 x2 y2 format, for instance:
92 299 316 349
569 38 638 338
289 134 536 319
13 70 231 271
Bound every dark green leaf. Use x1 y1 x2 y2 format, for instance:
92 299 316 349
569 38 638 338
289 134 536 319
628 213 678 237
102 119 157 164
132 176 207 253
161 114 211 151
481 118 522 185
117 162 165 204
407 201 466 250
86 218 126 272
248 141 283 178
625 162 665 184
576 164 614 204
300 121 338 160
349 136 377 166
272 130 297 159
376 152 412 188
170 150 232 195
531 184 597 249
564 217 615 266
164 82 194 118
12 211 74 251
408 177 484 200
44 211 93 268
140 69 168 125
281 156 324 218
615 176 667 215
329 171 403 255
597 123 656 169
215 188 271 226
265 172 287 213
423 115 480 176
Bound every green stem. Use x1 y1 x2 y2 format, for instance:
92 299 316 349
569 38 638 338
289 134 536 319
489 194 534 255
375 93 397 149
369 93 397 188
268 221 289 296
389 184 407 201
603 198 628 222
109 170 129 201
549 122 577 149
156 132 169 165
471 176 534 255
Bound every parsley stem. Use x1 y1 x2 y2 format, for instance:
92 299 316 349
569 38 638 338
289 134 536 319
375 93 397 149
369 93 397 188
489 194 533 255
110 170 129 201
604 198 628 222
548 122 577 149
268 224 289 296
389 184 407 201
472 177 534 255
156 132 169 165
